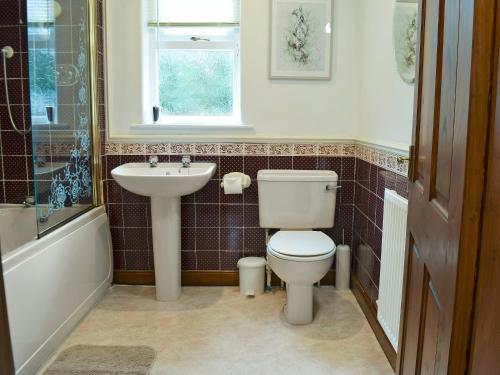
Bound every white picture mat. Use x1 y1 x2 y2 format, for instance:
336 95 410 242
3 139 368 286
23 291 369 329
270 0 332 79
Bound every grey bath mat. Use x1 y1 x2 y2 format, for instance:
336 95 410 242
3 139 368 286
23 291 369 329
43 345 156 375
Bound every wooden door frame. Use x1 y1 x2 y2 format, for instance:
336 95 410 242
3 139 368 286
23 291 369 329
0 259 14 374
397 0 498 373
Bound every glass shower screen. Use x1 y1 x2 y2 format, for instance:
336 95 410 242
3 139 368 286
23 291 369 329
27 0 94 235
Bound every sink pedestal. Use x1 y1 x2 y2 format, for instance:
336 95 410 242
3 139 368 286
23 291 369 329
150 196 181 301
111 162 216 301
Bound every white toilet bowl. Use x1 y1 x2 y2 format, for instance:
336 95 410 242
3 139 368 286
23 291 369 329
267 230 336 325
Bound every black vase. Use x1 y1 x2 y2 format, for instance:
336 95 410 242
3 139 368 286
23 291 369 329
46 106 54 123
153 106 160 123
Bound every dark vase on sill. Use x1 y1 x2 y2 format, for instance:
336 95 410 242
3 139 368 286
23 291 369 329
153 106 160 123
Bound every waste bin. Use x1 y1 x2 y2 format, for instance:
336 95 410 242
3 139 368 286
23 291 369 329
237 257 266 296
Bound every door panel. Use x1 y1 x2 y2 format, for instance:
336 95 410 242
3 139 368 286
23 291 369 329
398 0 488 374
419 277 441 375
434 0 460 212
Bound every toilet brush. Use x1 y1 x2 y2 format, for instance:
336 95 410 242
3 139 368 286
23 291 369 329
336 229 351 290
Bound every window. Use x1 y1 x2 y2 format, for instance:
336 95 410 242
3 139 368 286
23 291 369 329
27 0 57 125
148 0 241 125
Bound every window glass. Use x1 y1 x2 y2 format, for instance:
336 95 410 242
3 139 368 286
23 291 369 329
159 50 234 116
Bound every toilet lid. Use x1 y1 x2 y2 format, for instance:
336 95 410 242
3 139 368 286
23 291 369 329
268 231 335 257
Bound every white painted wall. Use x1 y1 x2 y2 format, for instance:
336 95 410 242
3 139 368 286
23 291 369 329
105 0 414 151
358 0 414 150
105 0 362 142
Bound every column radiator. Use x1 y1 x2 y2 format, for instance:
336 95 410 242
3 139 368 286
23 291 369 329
377 189 408 350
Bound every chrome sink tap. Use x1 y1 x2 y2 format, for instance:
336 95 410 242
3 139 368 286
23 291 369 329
181 155 191 168
149 155 159 168
23 196 35 208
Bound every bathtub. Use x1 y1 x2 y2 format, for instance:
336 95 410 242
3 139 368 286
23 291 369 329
1 205 112 375
0 205 37 257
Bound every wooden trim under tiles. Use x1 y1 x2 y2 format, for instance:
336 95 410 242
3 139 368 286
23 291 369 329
113 270 335 287
351 274 396 371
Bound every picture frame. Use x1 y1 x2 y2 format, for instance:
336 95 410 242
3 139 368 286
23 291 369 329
393 1 418 84
269 0 333 80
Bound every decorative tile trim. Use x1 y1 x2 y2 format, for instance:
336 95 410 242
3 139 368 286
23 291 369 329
145 143 170 155
244 144 269 155
268 143 293 156
103 142 409 175
104 143 121 155
220 143 243 155
356 143 408 176
318 144 343 156
170 144 194 155
293 144 318 155
194 143 220 155
35 143 76 156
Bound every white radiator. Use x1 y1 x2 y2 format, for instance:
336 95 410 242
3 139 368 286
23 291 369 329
377 189 408 350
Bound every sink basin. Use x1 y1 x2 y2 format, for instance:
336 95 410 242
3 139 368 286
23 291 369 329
111 163 216 197
111 161 217 301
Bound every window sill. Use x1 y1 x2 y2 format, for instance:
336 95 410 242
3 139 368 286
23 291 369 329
130 123 254 133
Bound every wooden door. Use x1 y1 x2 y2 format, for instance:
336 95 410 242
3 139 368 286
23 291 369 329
397 0 496 374
468 5 500 372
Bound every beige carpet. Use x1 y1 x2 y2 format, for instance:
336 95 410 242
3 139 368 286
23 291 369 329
43 345 156 375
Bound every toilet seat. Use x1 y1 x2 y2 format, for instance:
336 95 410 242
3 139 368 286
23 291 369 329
267 231 336 262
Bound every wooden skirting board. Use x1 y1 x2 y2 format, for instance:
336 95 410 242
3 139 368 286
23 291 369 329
113 269 335 287
350 274 396 371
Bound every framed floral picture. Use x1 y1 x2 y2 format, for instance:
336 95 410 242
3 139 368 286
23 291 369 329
393 1 418 84
269 0 333 80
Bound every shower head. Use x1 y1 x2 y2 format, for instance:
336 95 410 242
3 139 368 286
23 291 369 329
1 46 14 59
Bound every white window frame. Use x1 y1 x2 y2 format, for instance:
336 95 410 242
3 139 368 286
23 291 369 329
147 26 241 126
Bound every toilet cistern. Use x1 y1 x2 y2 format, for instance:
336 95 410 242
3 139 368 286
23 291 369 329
257 169 339 325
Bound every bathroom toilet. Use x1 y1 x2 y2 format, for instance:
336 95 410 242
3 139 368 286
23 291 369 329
257 170 338 325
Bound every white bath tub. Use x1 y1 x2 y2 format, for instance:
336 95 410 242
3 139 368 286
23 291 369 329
2 206 112 375
0 205 37 257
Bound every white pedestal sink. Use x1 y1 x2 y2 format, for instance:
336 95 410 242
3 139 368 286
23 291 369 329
111 162 216 301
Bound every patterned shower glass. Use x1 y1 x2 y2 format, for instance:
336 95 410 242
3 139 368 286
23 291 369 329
28 0 94 235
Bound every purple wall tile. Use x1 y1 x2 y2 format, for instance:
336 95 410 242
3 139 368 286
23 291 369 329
243 156 268 179
243 228 266 255
181 251 197 270
353 158 408 306
243 204 260 228
181 204 196 227
220 204 243 227
122 204 149 227
196 204 220 227
125 251 150 271
317 156 341 173
196 228 219 250
220 228 243 251
0 0 33 204
341 157 356 180
196 251 220 270
221 251 242 270
269 156 293 170
181 228 196 250
293 156 317 170
220 156 243 176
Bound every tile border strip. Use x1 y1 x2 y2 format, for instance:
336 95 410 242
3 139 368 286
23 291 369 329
103 142 409 176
